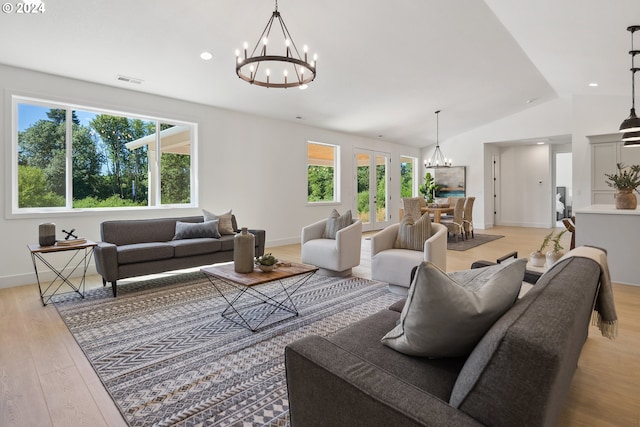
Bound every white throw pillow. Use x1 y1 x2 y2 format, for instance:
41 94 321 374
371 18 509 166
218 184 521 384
322 209 353 239
394 211 431 251
203 209 234 235
381 258 526 357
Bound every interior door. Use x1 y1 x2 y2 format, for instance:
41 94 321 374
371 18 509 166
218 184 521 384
354 149 391 231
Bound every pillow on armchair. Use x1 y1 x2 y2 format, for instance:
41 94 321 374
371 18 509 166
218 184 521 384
322 209 353 239
394 212 431 251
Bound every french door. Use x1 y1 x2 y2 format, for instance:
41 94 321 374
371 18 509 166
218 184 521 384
354 149 391 232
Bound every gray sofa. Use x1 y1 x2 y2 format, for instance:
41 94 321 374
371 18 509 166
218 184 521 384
94 215 265 297
285 255 602 426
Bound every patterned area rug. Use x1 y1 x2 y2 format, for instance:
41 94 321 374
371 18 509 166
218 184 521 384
54 271 400 426
447 234 504 251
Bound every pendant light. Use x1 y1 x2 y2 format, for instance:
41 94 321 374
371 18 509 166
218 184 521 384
425 110 452 168
621 25 640 146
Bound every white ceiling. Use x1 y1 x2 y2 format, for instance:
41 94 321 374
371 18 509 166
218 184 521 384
1 0 639 147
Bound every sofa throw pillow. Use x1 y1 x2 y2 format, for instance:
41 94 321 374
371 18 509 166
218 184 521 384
203 209 234 235
173 220 221 240
394 212 431 251
322 209 353 239
381 257 526 358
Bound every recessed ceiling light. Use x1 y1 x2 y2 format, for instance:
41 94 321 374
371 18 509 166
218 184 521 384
295 116 303 120
200 51 213 60
526 98 537 104
589 82 598 87
537 141 545 145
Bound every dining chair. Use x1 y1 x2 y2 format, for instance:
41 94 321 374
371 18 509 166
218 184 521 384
463 196 475 239
402 197 422 222
441 197 465 242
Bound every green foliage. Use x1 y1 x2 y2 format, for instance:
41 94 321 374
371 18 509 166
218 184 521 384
18 165 65 207
400 162 413 198
308 165 334 202
538 231 554 252
605 163 640 191
255 253 278 266
72 195 145 208
551 230 566 252
161 153 191 204
418 172 440 203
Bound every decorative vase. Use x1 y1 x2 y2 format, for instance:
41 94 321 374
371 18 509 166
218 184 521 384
529 251 546 267
39 223 56 246
258 264 276 272
234 227 255 273
615 189 637 209
545 250 563 267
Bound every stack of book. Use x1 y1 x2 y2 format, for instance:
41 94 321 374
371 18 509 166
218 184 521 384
56 238 87 246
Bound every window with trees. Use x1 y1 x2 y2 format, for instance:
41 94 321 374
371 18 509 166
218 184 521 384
307 141 339 203
400 155 418 198
13 97 196 212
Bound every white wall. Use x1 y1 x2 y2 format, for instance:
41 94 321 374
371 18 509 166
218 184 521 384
0 64 420 288
497 144 552 227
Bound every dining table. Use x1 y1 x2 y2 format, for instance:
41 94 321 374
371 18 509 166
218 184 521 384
399 205 454 223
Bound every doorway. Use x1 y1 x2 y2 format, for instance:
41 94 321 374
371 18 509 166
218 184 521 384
354 149 391 232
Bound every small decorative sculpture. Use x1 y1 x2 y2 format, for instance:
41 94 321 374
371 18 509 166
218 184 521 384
62 228 78 240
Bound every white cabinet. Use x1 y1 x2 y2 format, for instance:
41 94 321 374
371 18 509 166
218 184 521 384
589 134 640 203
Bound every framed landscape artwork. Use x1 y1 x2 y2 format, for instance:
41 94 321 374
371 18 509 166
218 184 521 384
429 166 466 198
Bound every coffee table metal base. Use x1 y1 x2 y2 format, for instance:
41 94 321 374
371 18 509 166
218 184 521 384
201 263 317 332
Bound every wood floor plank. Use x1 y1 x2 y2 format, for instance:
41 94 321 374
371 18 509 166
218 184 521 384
40 365 108 427
0 287 53 427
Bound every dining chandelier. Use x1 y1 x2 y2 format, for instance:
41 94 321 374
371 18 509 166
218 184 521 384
235 0 317 89
425 110 452 168
620 25 640 145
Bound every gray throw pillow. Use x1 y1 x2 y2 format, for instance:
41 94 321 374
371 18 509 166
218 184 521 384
173 220 221 240
202 209 234 235
381 258 526 357
394 211 431 250
322 209 353 239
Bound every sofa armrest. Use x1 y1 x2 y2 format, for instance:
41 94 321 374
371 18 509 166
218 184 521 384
247 229 266 257
285 335 483 427
301 219 327 244
424 223 447 271
94 242 119 282
370 223 399 256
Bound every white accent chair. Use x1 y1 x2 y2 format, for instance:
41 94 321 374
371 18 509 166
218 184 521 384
301 218 363 277
371 222 447 295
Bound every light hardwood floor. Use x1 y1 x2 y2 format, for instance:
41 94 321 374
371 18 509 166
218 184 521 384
1 226 638 426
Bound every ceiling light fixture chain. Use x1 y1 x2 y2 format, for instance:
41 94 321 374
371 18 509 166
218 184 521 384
425 110 452 168
235 0 317 89
621 25 640 145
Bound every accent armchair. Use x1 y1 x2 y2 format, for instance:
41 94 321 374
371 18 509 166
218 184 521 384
371 222 447 294
301 217 363 277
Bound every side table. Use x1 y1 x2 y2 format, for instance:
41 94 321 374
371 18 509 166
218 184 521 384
27 240 97 306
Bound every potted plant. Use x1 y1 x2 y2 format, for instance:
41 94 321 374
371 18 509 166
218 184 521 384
530 231 553 267
604 163 640 209
545 230 566 267
255 253 278 272
418 172 440 203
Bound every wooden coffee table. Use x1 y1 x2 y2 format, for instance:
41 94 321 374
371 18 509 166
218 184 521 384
201 261 318 331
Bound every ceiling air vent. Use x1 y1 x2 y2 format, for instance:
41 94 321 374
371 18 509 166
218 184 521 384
116 75 143 85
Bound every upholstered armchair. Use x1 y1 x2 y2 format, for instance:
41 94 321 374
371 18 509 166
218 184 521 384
371 222 447 294
301 217 363 277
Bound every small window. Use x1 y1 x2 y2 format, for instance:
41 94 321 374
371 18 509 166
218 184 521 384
400 155 418 198
307 141 339 203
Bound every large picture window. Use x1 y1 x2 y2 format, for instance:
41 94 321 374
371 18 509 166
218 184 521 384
307 141 339 203
13 96 196 212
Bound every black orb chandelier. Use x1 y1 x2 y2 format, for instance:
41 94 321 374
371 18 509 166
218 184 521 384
620 25 640 145
235 0 317 89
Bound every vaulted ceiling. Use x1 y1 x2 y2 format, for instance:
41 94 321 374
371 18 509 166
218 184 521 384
2 0 638 147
